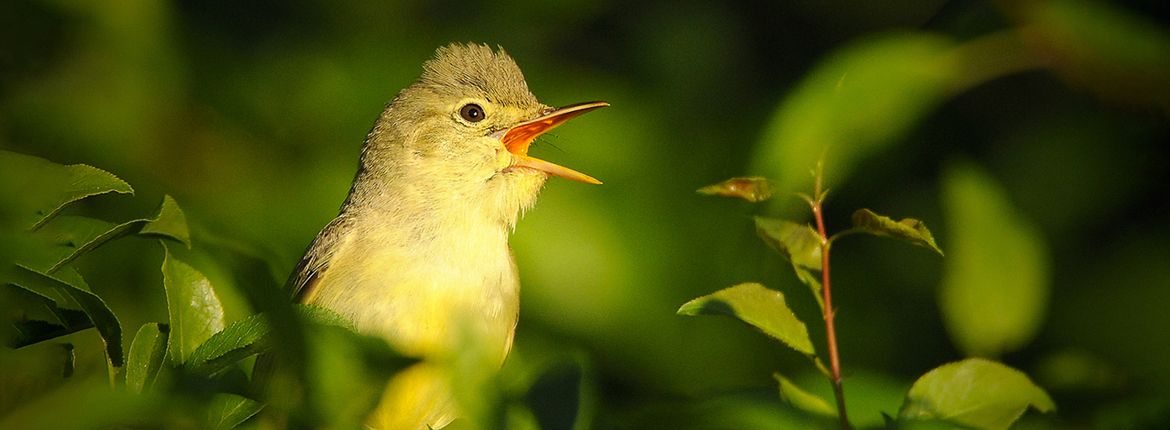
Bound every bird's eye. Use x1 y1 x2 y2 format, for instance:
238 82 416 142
459 103 485 123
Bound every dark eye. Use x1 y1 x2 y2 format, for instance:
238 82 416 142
459 103 485 123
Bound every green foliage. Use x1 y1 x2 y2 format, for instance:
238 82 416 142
774 373 835 417
847 208 943 256
186 305 351 378
162 243 226 365
205 394 264 430
185 311 270 378
898 358 1055 430
6 265 125 373
1 151 419 428
754 217 825 308
0 151 133 230
125 322 169 393
684 10 1074 426
940 162 1049 358
678 283 815 356
754 217 822 271
140 195 192 247
688 165 1052 429
45 197 191 273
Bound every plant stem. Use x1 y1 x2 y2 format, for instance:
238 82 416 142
811 163 850 430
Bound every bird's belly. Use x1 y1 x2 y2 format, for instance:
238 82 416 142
309 246 520 363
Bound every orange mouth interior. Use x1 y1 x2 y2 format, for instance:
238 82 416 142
500 101 609 184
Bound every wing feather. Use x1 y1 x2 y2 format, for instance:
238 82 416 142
287 216 352 303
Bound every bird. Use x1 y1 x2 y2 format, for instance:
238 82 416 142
284 43 606 429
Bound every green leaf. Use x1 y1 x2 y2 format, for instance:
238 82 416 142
46 196 191 273
186 312 271 377
9 319 70 348
755 217 826 309
751 34 959 198
849 208 943 255
126 322 170 393
7 291 92 348
45 218 148 273
295 303 355 329
163 243 226 364
0 151 135 230
941 162 1049 357
678 283 814 356
899 358 1055 430
205 393 264 430
774 373 836 417
139 195 191 247
5 265 124 368
754 217 822 271
697 177 774 202
186 305 353 377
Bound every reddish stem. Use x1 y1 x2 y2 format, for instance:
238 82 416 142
811 168 850 430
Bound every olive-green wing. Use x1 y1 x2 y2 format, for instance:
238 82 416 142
287 216 351 303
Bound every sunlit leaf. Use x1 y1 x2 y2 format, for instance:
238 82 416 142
1023 0 1170 111
899 358 1055 429
941 162 1049 357
774 373 836 417
205 394 264 430
6 265 124 368
678 283 814 356
848 208 943 255
755 217 822 270
163 243 226 364
0 151 134 230
126 322 170 393
751 33 959 198
697 177 774 202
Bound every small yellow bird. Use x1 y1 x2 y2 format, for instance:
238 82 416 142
286 43 606 429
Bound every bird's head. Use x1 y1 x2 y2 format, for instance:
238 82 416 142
359 43 605 227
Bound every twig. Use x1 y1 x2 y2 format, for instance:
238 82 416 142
809 160 850 430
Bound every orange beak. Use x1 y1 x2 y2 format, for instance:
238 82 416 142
501 101 609 184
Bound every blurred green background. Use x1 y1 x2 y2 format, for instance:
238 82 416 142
2 0 1169 428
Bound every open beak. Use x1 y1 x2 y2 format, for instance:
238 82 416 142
501 101 609 184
